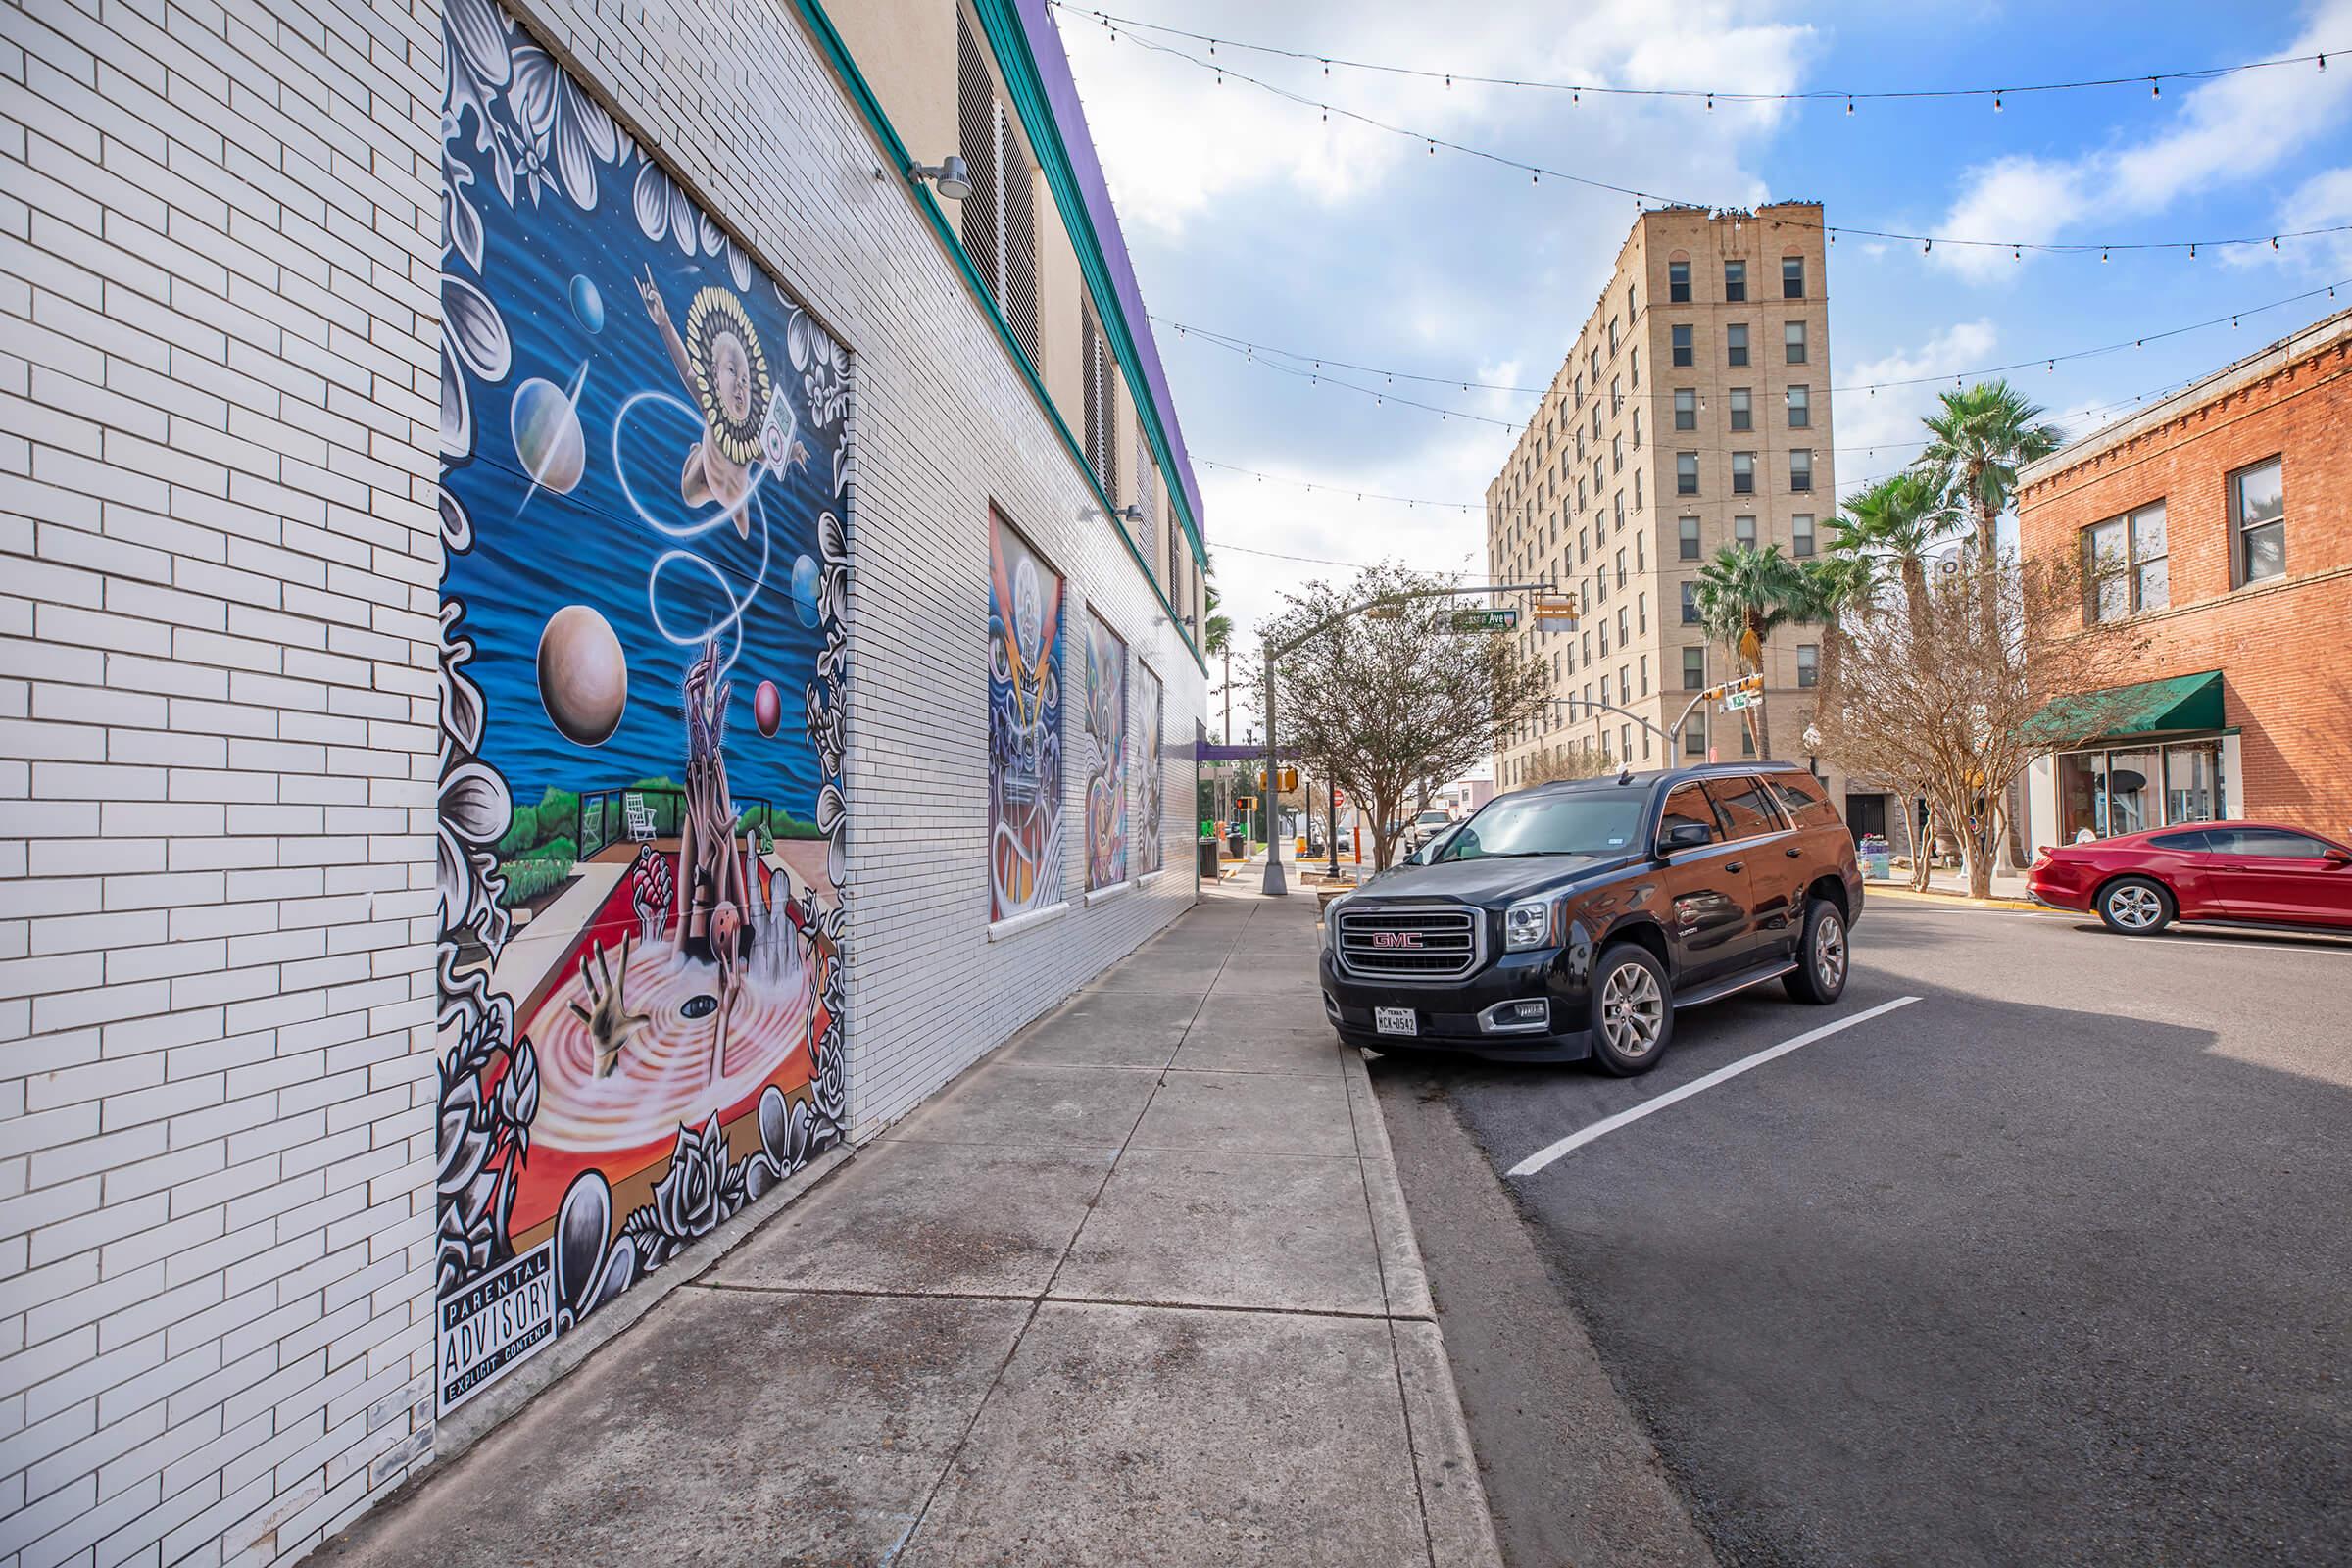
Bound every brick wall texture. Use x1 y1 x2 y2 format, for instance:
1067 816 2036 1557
0 0 1208 1560
2017 318 2352 838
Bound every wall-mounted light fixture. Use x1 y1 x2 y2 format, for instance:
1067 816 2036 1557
1116 505 1145 523
908 155 971 201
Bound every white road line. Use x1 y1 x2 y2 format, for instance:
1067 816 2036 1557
1506 996 1924 1179
2124 933 2352 953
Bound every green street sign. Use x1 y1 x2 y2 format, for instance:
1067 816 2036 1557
1721 690 1758 711
1447 608 1519 633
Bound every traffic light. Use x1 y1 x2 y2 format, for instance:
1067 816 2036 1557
1237 796 1257 810
1256 768 1299 791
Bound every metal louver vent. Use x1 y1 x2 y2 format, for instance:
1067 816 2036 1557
956 14 1000 305
1001 120 1038 367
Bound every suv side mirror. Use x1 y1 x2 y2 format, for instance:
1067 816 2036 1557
1658 822 1713 855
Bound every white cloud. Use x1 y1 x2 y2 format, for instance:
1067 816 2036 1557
1057 0 1814 237
1929 0 2352 281
2269 163 2352 275
1835 319 1999 494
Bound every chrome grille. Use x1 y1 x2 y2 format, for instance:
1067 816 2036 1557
1336 904 1482 981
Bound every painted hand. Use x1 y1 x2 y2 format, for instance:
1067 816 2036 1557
636 266 670 332
569 933 652 1079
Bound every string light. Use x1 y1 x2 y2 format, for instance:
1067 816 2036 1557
1059 5 2341 112
1079 21 2352 263
1993 90 2003 111
1154 277 2352 405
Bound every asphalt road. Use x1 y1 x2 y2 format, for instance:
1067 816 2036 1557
1371 901 2352 1568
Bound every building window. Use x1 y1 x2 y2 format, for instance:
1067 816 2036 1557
1796 644 1818 688
1612 433 1624 472
1639 654 1649 695
1608 317 1620 353
1727 324 1749 367
1613 492 1625 531
1681 581 1700 624
1734 515 1756 548
1618 665 1630 704
957 13 1040 364
1787 385 1810 428
1636 532 1645 570
1782 255 1805 299
1678 516 1699 560
2230 457 2284 585
1669 259 1690 302
1686 712 1706 755
2084 499 2169 621
1732 452 1754 495
1729 387 1752 431
1740 722 1756 757
1591 348 1600 382
1674 388 1696 430
1785 319 1808 363
1677 452 1699 495
1633 469 1643 511
1638 591 1647 632
1599 619 1609 655
1724 260 1746 302
1610 376 1623 414
1080 306 1119 498
1792 514 1815 557
1631 409 1642 449
1616 548 1627 589
1630 348 1641 389
1789 449 1813 493
1683 646 1705 689
1672 324 1693 367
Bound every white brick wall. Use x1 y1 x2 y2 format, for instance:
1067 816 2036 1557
1 0 1206 1559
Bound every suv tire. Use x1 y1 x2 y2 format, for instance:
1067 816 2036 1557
1782 897 1850 1004
2096 875 2174 934
1589 943 1673 1076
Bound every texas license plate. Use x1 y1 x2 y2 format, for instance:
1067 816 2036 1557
1374 1006 1418 1036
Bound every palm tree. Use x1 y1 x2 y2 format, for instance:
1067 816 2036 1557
1787 551 1877 712
1693 543 1801 759
1830 471 1957 621
1915 380 2064 573
1201 575 1236 743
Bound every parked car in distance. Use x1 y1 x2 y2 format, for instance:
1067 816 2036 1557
1401 809 1456 856
1320 764 1862 1074
2029 821 2352 934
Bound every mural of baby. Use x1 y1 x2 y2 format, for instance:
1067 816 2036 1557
635 268 808 538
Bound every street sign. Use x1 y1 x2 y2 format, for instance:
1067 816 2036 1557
1447 608 1519 633
1533 599 1579 625
1721 690 1757 711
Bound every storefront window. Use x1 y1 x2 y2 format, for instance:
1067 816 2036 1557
2163 743 2223 824
2057 739 2226 842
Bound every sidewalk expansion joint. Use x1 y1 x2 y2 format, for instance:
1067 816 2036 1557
686 1277 1434 1322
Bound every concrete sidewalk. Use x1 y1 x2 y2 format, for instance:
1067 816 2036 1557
318 884 1497 1567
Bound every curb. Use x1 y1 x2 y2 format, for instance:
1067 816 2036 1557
1866 883 2051 914
1342 1044 1505 1568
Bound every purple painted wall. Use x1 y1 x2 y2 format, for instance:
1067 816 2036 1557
1012 0 1206 546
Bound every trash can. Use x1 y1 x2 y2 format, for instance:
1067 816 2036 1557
1197 838 1219 878
1226 831 1246 859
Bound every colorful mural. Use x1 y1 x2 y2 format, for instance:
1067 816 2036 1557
1085 613 1129 891
433 0 849 1412
988 514 1065 921
1140 664 1164 874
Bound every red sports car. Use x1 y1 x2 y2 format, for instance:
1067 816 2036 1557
2030 821 2352 934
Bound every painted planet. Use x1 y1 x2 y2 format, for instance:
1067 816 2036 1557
569 273 605 333
754 679 782 738
791 553 822 628
511 376 585 495
537 604 628 746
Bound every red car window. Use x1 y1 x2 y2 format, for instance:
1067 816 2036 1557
2215 829 2336 858
2148 830 2215 853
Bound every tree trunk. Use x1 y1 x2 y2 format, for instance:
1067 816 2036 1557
1911 800 1936 891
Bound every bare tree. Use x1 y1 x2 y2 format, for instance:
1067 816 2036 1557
1811 548 2146 898
1266 564 1551 869
1522 743 1617 785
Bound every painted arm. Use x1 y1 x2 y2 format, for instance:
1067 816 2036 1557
636 266 695 391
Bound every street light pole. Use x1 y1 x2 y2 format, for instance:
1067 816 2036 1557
1326 769 1339 879
1261 634 1284 896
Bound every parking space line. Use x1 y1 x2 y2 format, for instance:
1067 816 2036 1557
1505 996 1924 1178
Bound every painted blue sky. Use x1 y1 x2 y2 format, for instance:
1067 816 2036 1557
1054 0 2352 716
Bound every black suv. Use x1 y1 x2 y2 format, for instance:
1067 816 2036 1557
1320 763 1862 1073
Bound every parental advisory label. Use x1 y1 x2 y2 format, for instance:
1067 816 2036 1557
437 1242 556 1414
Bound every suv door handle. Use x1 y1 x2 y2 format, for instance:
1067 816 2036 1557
1785 846 1802 858
1724 860 1744 873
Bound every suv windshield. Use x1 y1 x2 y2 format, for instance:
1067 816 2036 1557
1438 792 1646 860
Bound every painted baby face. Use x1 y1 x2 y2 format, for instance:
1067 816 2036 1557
712 332 752 422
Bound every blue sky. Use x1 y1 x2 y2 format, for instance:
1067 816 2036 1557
1054 0 2352 689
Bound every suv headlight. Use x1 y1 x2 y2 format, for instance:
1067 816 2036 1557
1322 895 1349 950
1504 899 1553 952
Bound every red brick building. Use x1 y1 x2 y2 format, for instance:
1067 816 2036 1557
2015 307 2352 850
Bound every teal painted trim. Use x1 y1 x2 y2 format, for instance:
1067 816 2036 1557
787 0 1208 676
970 0 1207 572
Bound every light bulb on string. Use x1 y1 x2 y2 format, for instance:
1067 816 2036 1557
1845 95 1854 115
2189 243 2196 259
2272 236 2280 250
1993 90 2003 112
2150 77 2160 98
2101 248 2110 263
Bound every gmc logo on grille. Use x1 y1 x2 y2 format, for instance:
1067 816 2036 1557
1370 931 1424 950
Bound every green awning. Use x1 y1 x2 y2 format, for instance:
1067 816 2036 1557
2028 669 2224 747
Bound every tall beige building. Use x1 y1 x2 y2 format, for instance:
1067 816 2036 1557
1489 202 1875 819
